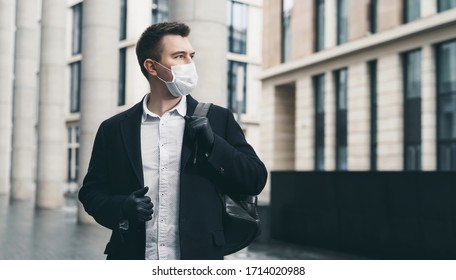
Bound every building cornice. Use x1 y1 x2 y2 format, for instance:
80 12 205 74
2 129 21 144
259 9 456 80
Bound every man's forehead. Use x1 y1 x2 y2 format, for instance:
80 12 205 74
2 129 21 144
160 34 194 54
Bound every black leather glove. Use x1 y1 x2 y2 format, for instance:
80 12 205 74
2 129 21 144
184 116 215 151
122 186 153 222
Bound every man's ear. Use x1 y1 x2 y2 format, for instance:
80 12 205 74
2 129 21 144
144 59 157 77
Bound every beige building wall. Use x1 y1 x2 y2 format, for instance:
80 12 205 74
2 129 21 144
324 71 336 170
292 0 314 59
349 0 369 41
378 0 403 32
376 54 403 170
295 77 314 170
421 44 437 170
262 0 281 68
347 62 370 170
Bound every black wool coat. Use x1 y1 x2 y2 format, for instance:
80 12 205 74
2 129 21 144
78 95 267 260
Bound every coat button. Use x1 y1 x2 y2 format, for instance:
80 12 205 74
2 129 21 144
219 167 224 175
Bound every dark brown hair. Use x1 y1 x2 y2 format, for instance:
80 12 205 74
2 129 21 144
135 22 190 78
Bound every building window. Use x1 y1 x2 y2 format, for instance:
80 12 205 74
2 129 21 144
334 68 348 170
152 0 169 23
403 0 420 23
281 0 293 62
436 40 456 170
67 126 80 182
369 0 377 34
369 60 378 170
227 60 247 113
438 0 456 12
314 74 325 170
120 0 127 40
72 3 83 55
336 0 348 45
315 0 325 52
228 0 248 55
118 48 127 106
402 49 422 170
70 62 81 113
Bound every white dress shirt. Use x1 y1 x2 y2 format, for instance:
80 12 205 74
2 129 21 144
141 94 186 260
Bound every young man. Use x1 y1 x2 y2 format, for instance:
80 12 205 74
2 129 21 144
78 22 267 260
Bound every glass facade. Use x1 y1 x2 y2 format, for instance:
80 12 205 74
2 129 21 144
369 60 378 170
227 60 247 113
437 40 456 170
281 0 293 62
120 0 127 40
370 0 377 34
337 0 348 45
70 62 81 113
315 0 325 52
438 0 456 12
118 48 127 106
72 3 83 55
335 68 348 170
403 49 422 170
152 0 169 23
314 74 325 170
228 0 248 55
404 0 420 23
67 126 80 182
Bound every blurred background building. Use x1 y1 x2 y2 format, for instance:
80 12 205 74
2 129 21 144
260 0 456 201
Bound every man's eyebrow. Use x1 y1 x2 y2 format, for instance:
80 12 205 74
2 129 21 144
171 51 196 56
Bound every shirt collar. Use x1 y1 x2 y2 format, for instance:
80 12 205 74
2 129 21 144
142 94 187 123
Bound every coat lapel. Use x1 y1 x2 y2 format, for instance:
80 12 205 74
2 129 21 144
120 100 144 188
180 95 198 171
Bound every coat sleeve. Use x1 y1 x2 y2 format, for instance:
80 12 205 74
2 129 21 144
205 109 267 195
78 122 128 230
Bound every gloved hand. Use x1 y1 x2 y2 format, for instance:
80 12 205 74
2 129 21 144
184 116 215 151
122 186 153 222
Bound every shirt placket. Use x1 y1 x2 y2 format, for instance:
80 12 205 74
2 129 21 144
157 114 169 259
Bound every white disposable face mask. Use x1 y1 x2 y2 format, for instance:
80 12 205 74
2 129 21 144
155 61 198 97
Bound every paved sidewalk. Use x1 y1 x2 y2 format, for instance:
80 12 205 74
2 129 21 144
0 195 362 260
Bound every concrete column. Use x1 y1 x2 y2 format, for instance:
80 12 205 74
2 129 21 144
169 0 227 106
77 0 120 223
347 63 370 170
349 0 369 40
259 81 275 204
421 44 437 170
378 0 402 33
295 76 314 170
377 54 403 170
421 0 437 18
11 0 39 200
35 0 67 209
0 0 16 196
324 0 336 49
292 0 314 59
325 71 335 170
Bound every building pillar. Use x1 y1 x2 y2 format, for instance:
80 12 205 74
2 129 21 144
0 0 15 196
377 54 403 170
325 71 336 170
77 0 120 223
11 0 39 200
421 44 437 170
169 0 227 106
324 0 336 49
295 76 314 170
421 0 437 18
347 63 370 170
35 0 67 209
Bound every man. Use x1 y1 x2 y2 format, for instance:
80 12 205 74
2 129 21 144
78 22 267 260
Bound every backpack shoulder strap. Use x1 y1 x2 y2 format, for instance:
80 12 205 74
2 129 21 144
193 102 212 117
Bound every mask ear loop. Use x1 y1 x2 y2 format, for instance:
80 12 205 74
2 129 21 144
153 60 175 83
